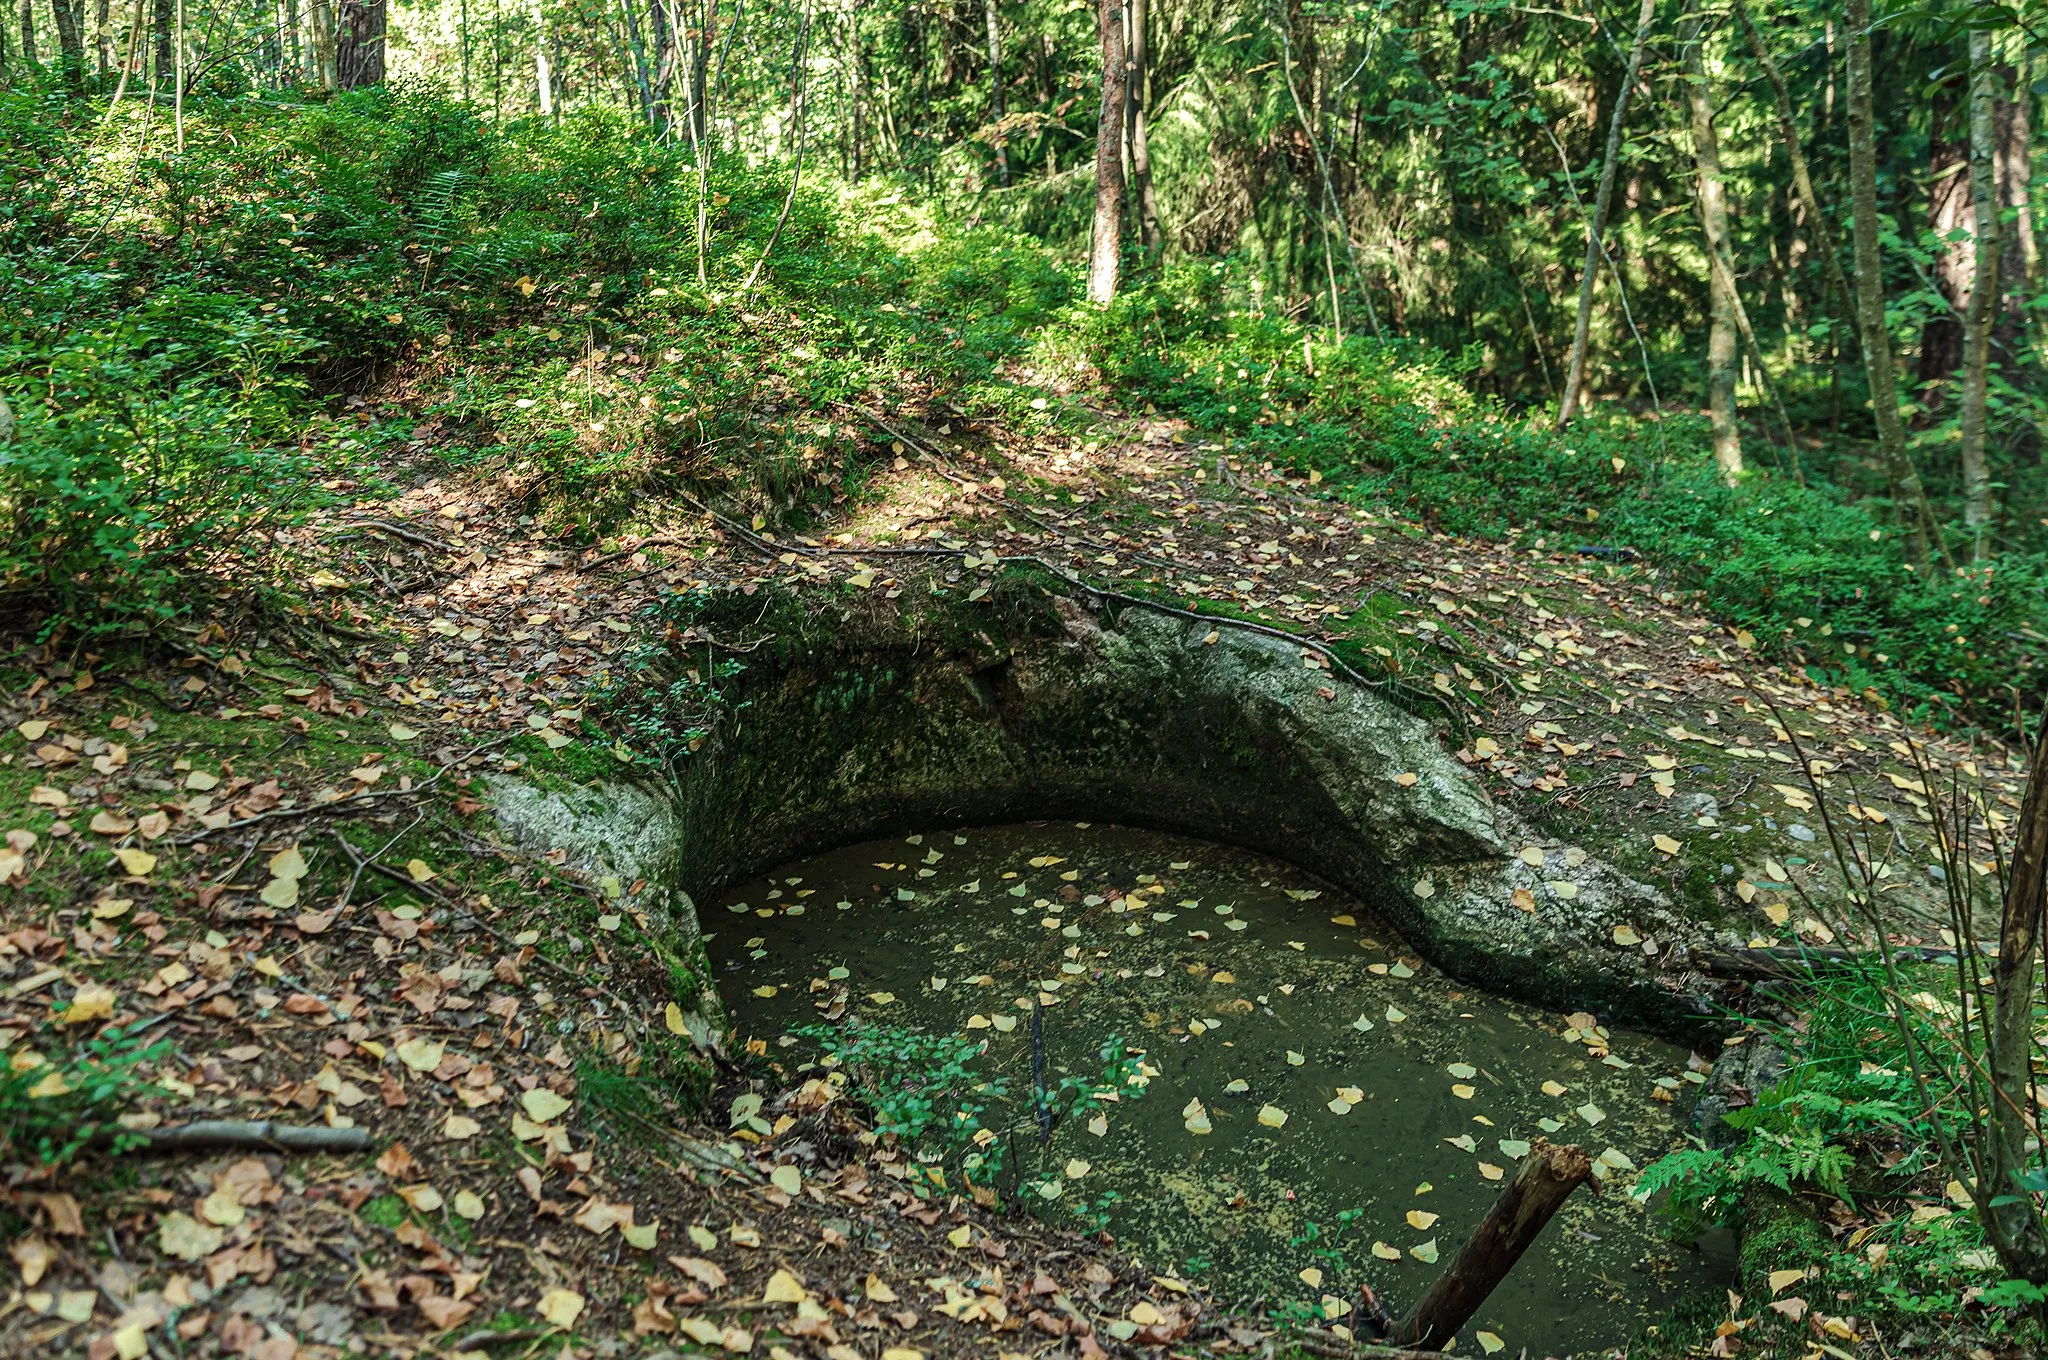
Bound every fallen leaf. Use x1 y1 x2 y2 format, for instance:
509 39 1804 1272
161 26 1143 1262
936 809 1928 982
157 1213 224 1262
395 1037 445 1072
521 1088 572 1123
762 1269 808 1304
539 1287 585 1329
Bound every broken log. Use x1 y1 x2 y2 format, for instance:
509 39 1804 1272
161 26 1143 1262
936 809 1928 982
1394 1139 1596 1350
132 1121 374 1154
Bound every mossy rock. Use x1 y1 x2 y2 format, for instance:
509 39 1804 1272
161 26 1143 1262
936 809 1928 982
489 574 1735 1045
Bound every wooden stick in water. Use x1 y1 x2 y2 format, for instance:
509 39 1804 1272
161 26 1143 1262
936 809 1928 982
1394 1139 1596 1350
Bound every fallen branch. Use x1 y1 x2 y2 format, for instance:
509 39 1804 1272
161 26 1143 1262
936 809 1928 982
132 1120 373 1154
1395 1139 1596 1349
333 518 463 556
449 1327 548 1350
1694 944 1961 980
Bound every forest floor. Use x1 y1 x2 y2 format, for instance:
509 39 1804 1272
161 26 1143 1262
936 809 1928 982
0 388 2026 1360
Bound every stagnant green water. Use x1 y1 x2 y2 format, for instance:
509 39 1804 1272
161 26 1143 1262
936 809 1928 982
707 823 1731 1355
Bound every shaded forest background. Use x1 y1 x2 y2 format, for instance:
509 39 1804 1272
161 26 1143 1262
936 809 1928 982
4 0 2048 729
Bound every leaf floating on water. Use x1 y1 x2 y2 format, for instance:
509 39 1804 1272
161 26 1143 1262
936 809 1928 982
1372 1241 1401 1261
1412 879 1436 899
1538 1117 1565 1133
1478 1162 1505 1181
1451 1084 1476 1100
991 1014 1018 1032
1299 1266 1324 1288
1477 1331 1507 1354
1447 1063 1477 1080
1385 1005 1408 1023
1498 1139 1532 1158
1225 1078 1250 1094
1327 1098 1353 1115
1286 1050 1305 1066
1352 1014 1375 1032
1336 1086 1364 1104
1406 1210 1438 1230
1576 1102 1607 1126
1540 1079 1568 1097
1258 1105 1289 1129
1597 1148 1637 1172
1065 1158 1092 1179
1387 961 1415 978
867 991 896 1005
1410 1238 1439 1264
1446 1134 1477 1152
1087 1113 1108 1137
1182 1098 1214 1135
1414 1182 1433 1195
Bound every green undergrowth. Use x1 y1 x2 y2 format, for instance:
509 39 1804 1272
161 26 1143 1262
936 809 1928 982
1050 261 2048 732
8 75 2036 737
1628 968 2046 1355
2 79 1066 638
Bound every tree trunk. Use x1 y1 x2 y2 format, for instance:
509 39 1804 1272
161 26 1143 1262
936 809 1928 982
1556 0 1655 429
1959 32 2000 558
22 0 36 65
1680 0 1742 482
983 0 1006 186
1985 717 2048 1284
1845 0 1944 568
49 0 85 82
1086 0 1125 304
531 0 551 114
1920 85 1970 393
1735 0 1854 325
92 0 108 72
1127 0 1157 250
1395 1141 1597 1349
334 0 382 87
307 0 335 89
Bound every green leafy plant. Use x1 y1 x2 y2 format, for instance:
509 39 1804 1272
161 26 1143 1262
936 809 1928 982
0 1023 172 1166
797 1019 1145 1199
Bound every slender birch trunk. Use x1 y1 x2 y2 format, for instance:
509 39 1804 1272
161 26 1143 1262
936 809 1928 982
983 0 1006 186
1959 31 2001 558
1556 0 1654 429
1128 0 1158 250
1845 0 1945 567
1680 0 1742 482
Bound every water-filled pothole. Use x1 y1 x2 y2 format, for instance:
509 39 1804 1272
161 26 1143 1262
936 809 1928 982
707 822 1732 1356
